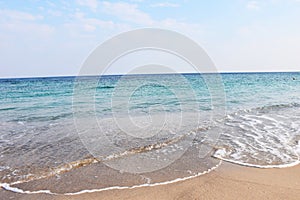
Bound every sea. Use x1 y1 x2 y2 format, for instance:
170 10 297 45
0 72 300 195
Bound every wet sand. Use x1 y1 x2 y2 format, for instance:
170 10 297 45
1 161 300 200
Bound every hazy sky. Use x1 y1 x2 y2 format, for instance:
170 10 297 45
1 0 300 78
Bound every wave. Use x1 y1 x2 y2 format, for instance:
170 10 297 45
255 102 300 111
213 102 300 168
9 112 73 123
213 148 300 169
97 85 115 89
4 102 300 182
0 107 17 111
0 157 99 186
104 134 185 160
2 101 300 194
0 134 186 186
0 161 222 195
0 134 221 195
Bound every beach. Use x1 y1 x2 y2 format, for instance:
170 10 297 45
1 73 300 199
1 0 300 199
1 161 300 200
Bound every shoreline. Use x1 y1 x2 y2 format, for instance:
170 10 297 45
1 161 300 200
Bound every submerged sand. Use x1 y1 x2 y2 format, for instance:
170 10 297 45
1 161 300 200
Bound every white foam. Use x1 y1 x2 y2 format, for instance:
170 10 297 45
213 148 300 169
0 166 10 171
295 141 300 155
0 161 222 196
0 183 54 194
214 148 229 158
17 121 25 125
215 106 300 169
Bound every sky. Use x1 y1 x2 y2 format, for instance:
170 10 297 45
0 0 300 78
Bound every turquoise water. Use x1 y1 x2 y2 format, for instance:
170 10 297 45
1 73 299 121
0 72 300 185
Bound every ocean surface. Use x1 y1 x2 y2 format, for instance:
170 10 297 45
1 72 300 194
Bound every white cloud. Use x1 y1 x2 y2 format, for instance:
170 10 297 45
247 1 261 10
150 2 180 8
64 11 131 36
101 1 154 25
46 1 56 7
129 0 144 2
47 9 62 17
157 18 203 37
206 22 300 72
0 10 55 78
0 9 53 37
99 2 202 39
63 2 201 40
0 9 44 21
99 1 200 35
76 0 99 12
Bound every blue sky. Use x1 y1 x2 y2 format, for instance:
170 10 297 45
0 0 300 78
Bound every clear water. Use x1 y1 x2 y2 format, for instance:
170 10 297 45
0 72 300 187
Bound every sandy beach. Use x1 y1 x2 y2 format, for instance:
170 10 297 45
2 0 300 199
1 161 300 200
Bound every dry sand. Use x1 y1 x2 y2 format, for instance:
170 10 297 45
1 162 300 200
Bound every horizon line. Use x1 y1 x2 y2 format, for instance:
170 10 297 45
0 70 299 80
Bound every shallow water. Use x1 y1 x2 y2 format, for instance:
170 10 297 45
0 72 300 193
